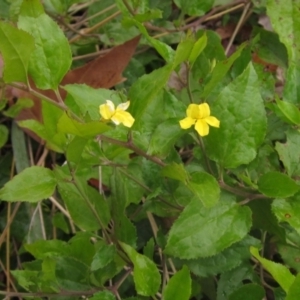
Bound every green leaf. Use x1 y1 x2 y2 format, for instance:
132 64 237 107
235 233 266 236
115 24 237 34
201 43 246 99
267 0 300 103
0 125 8 149
123 18 174 63
174 0 214 16
129 64 173 130
188 33 207 66
173 35 195 67
272 197 300 235
205 63 267 168
185 235 260 277
91 243 116 271
163 265 191 300
64 84 121 120
187 171 220 207
89 291 116 300
278 244 300 273
275 129 300 177
276 98 300 125
18 0 72 89
0 166 56 202
3 98 33 118
258 171 300 198
148 118 184 158
286 274 300 300
57 112 111 138
66 136 88 164
165 199 252 259
0 21 35 83
161 163 189 183
250 247 295 293
120 242 161 296
228 283 265 300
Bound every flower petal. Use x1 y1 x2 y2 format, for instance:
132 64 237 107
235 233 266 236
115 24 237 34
205 116 220 128
195 119 209 136
117 101 130 111
111 111 135 127
99 100 115 120
179 117 196 129
198 103 210 118
186 104 200 119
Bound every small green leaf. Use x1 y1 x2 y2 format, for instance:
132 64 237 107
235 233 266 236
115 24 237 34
0 166 56 202
120 242 161 296
205 63 267 168
275 129 300 177
18 0 72 89
188 33 207 66
163 266 191 300
0 21 35 83
228 283 265 300
173 35 195 67
286 273 300 299
57 112 111 137
272 197 300 235
250 246 295 293
161 163 189 183
0 125 8 149
148 118 184 158
258 171 299 198
174 0 214 16
66 136 88 164
276 98 300 125
3 98 33 118
129 64 173 130
91 243 116 271
187 171 220 207
89 291 116 300
165 199 252 259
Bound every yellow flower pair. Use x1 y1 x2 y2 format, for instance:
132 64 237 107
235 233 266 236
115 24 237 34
99 100 220 137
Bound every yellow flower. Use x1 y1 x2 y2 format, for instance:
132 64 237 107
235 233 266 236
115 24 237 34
179 103 220 136
99 100 135 128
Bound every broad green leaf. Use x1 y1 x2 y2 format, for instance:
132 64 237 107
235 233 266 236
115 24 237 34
163 265 191 300
10 270 40 291
267 0 300 103
272 197 300 235
205 63 267 168
56 177 104 231
3 98 33 118
173 35 195 67
91 243 116 271
123 18 174 63
120 242 161 296
18 0 72 89
66 136 88 164
129 64 173 129
278 244 300 273
201 43 246 99
286 274 300 300
185 235 260 277
258 171 299 198
187 171 220 207
148 118 184 158
250 247 295 293
64 84 121 120
276 98 300 125
275 129 300 177
89 291 115 300
0 124 8 148
57 112 111 137
0 21 35 83
161 163 189 183
228 283 265 300
0 166 56 202
174 0 214 16
165 199 252 259
55 256 91 291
